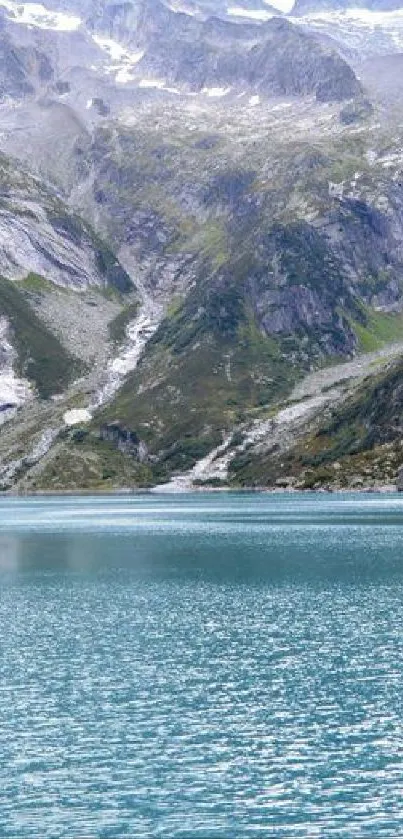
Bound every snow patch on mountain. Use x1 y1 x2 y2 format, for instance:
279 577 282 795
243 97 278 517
202 86 232 97
93 35 130 62
93 35 144 66
166 1 201 14
63 408 92 426
293 8 403 54
0 0 81 31
92 35 145 83
0 317 32 417
138 78 167 89
227 6 274 19
138 78 182 93
270 0 293 11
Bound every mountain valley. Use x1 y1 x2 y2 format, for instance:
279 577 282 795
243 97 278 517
1 0 403 490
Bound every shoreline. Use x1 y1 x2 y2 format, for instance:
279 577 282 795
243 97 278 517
1 484 399 497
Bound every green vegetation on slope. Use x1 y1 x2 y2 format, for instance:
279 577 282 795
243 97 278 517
308 358 403 458
230 355 403 488
30 431 153 491
97 278 297 479
47 205 134 294
16 272 57 295
351 309 403 352
0 276 82 398
87 114 403 483
108 299 140 345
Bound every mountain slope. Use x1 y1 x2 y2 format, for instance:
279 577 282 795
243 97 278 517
0 0 363 100
230 351 403 491
77 111 403 481
0 152 132 291
0 275 80 399
0 148 139 429
116 10 362 100
1 0 403 491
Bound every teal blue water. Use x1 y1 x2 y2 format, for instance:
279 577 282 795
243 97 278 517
2 492 403 837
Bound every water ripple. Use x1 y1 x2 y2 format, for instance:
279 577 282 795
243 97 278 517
1 494 403 836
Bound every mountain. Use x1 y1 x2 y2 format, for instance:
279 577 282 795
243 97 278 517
292 0 403 14
289 2 403 70
0 24 52 99
8 0 282 25
134 14 361 100
0 0 362 100
0 0 402 490
85 125 403 482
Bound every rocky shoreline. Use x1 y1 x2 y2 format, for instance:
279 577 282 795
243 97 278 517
3 482 399 496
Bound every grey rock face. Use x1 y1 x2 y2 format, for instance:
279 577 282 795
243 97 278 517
0 203 97 288
100 421 148 460
0 25 52 101
0 153 133 291
245 21 361 102
70 0 363 102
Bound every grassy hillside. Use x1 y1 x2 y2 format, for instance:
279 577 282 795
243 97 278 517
29 431 153 492
230 356 403 489
0 276 82 398
97 262 303 478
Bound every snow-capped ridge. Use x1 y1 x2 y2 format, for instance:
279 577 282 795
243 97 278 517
291 6 403 54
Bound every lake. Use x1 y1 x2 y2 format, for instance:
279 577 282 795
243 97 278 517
1 492 403 837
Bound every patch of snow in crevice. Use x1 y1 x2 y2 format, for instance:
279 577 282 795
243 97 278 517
137 78 181 93
138 78 168 89
92 35 145 83
63 409 92 427
268 0 292 9
93 35 130 62
297 8 403 26
227 6 274 20
0 372 31 407
115 67 135 84
166 1 200 15
202 86 232 98
269 102 293 111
